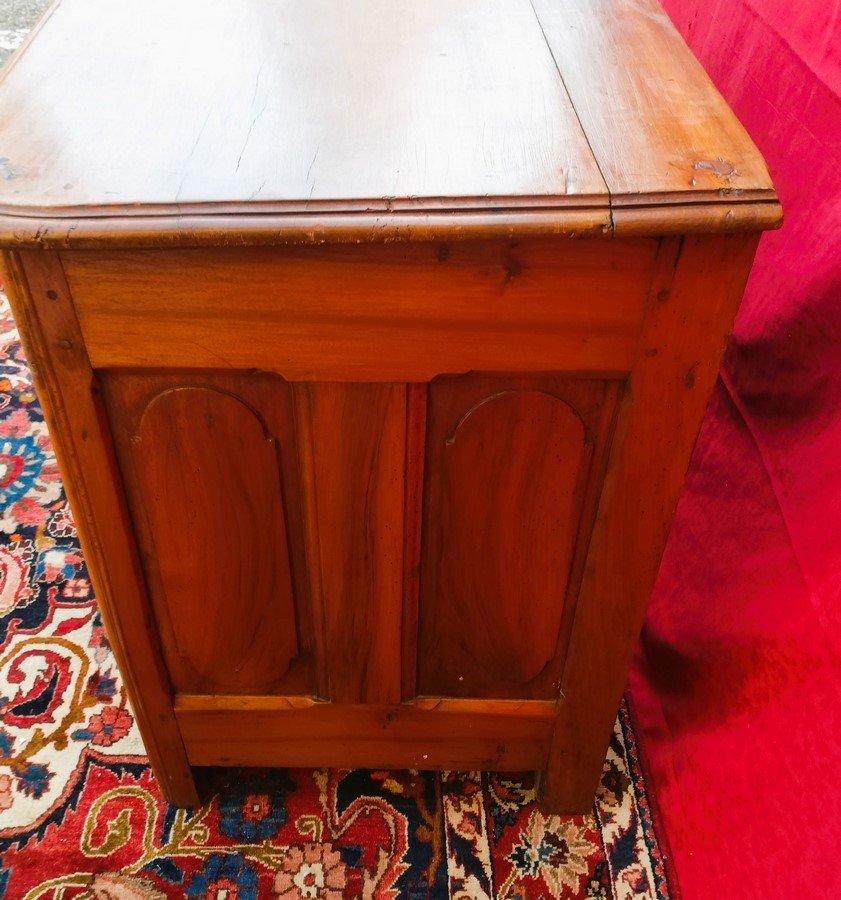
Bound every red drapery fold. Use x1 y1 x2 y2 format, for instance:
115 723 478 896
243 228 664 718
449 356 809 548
630 0 841 895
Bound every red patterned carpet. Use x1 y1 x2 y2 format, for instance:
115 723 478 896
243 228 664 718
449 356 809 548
0 291 673 898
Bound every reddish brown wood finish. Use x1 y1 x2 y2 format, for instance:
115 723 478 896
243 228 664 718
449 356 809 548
295 383 406 705
417 376 620 700
58 241 657 380
0 0 779 242
102 374 314 697
0 252 198 807
401 384 428 701
2 231 768 813
0 0 779 814
174 696 556 771
540 233 762 811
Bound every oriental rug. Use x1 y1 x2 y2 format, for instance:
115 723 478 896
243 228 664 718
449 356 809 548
0 290 673 899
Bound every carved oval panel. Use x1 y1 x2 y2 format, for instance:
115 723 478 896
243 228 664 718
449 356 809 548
130 386 300 693
418 387 591 699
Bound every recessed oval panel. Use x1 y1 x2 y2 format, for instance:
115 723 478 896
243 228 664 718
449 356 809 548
131 386 299 693
418 388 590 699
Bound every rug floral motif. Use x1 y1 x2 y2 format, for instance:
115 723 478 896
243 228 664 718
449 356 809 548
0 290 672 898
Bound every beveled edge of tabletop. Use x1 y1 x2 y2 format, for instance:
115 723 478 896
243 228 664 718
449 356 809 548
0 0 783 249
0 194 782 250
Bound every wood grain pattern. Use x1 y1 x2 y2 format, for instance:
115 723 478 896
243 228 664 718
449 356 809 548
103 375 314 696
531 0 779 212
60 241 656 379
1 251 199 806
174 696 554 770
401 384 427 701
0 0 779 809
295 384 406 704
0 209 611 249
540 233 761 812
4 236 766 809
0 0 780 243
417 376 620 700
612 200 783 236
0 0 604 215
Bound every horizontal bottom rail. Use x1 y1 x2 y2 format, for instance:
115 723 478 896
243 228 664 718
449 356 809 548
174 695 555 771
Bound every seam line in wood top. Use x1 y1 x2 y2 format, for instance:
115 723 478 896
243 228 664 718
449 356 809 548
527 0 614 234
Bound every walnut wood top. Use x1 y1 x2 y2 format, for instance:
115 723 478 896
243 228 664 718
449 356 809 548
0 0 780 246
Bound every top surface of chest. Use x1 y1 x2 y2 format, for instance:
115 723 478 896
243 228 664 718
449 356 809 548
0 0 779 243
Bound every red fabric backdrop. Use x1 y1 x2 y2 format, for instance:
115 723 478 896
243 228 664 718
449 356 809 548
629 0 841 896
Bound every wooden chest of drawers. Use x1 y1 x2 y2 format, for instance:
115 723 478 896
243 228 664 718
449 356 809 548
0 0 779 810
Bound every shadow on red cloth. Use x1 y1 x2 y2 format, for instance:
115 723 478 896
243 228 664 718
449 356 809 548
629 0 841 896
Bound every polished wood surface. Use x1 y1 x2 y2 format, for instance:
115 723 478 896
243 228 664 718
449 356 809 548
540 233 761 810
5 232 771 813
295 384 406 704
418 375 619 700
103 374 315 697
0 0 779 244
0 252 198 807
532 0 776 209
0 0 604 216
0 0 781 814
60 241 656 380
175 696 555 771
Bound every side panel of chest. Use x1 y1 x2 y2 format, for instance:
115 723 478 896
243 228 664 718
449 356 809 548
62 238 647 726
101 373 316 697
5 234 760 809
99 369 620 713
415 375 620 701
59 240 657 381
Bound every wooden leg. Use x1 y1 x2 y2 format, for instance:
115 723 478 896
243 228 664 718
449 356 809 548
539 235 761 816
537 766 598 816
3 250 199 808
156 765 200 808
